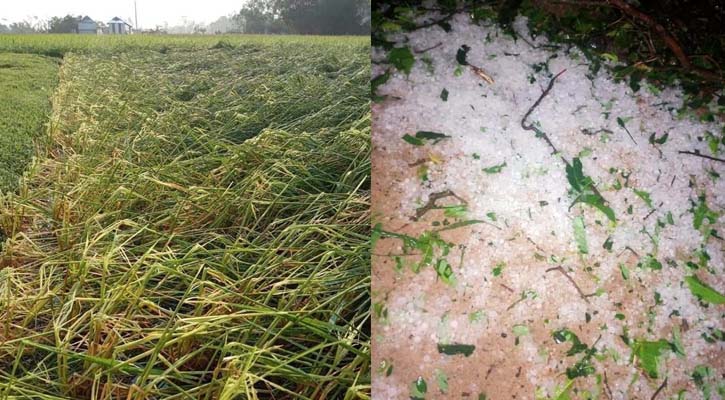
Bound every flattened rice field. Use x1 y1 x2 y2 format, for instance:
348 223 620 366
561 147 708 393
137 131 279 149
0 35 371 399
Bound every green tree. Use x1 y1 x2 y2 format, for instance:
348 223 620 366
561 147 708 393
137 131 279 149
48 15 81 33
235 0 369 35
9 21 37 33
236 1 284 33
275 0 369 35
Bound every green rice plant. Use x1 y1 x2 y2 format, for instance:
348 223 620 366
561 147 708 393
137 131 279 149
0 38 370 399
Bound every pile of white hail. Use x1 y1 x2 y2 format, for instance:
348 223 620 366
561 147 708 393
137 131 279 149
372 11 724 400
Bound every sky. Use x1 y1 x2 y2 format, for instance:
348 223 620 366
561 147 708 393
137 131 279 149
0 0 245 29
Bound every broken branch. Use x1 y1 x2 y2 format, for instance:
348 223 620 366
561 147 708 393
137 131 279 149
604 371 614 400
546 266 590 302
678 150 725 164
413 190 467 221
650 377 668 400
414 42 443 54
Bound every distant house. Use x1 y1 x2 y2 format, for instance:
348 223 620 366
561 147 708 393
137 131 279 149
97 22 109 35
77 16 98 34
108 17 132 34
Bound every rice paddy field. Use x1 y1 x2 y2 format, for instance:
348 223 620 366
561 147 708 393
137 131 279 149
0 35 371 399
371 10 724 400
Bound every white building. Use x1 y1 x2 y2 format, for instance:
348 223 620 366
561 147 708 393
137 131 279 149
108 17 132 34
77 16 98 34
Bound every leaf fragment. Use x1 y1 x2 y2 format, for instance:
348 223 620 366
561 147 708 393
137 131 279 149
456 44 471 65
574 194 616 222
388 46 415 75
513 324 530 337
631 339 670 379
416 131 450 143
371 72 390 99
672 325 686 358
684 275 725 304
435 369 449 393
402 131 451 146
552 329 587 356
483 161 506 174
402 134 424 146
437 343 476 357
603 236 613 251
411 376 427 399
572 216 588 254
638 254 662 271
633 189 653 208
648 132 668 145
693 194 718 230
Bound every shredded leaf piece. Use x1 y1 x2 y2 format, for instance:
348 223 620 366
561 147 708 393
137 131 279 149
630 339 670 379
684 275 725 304
633 189 653 208
402 134 424 146
483 161 507 174
388 46 415 75
573 216 588 254
410 376 427 399
437 343 476 357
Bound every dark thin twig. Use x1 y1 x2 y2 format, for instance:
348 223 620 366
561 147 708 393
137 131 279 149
546 266 590 302
678 150 725 163
485 365 494 379
573 105 587 114
521 70 568 162
527 236 545 254
620 124 638 145
413 190 466 221
650 377 668 400
414 42 443 54
507 293 527 311
521 70 608 202
408 158 428 167
500 283 515 293
617 245 640 258
643 208 657 221
581 128 613 136
521 69 567 148
604 371 614 400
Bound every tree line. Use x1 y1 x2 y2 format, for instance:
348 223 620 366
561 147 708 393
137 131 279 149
236 0 370 35
0 15 120 34
0 0 371 35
